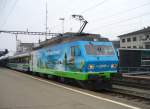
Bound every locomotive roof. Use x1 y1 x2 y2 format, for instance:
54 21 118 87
34 32 109 50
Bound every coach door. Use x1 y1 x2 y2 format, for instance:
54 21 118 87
29 53 33 71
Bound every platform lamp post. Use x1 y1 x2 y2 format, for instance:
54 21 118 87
59 18 65 33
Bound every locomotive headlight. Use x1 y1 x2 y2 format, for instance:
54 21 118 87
111 64 117 68
88 64 94 69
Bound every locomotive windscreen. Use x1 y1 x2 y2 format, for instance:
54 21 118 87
85 45 114 55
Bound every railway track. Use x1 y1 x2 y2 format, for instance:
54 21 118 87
111 73 150 100
29 71 150 101
112 75 150 90
112 85 150 100
28 71 150 108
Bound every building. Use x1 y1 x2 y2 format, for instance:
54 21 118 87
119 48 150 73
118 27 150 49
111 40 120 49
16 42 35 53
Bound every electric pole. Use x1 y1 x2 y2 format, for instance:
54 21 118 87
59 18 65 33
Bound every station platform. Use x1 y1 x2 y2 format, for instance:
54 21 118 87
0 67 140 109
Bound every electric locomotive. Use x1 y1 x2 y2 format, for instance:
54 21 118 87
5 15 118 90
6 33 118 90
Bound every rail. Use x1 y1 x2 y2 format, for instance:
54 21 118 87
111 72 150 100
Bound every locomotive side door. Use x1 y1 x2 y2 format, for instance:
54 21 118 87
69 46 82 70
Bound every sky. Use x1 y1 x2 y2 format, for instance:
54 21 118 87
0 0 150 51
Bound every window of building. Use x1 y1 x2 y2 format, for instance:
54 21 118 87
122 39 125 43
139 36 144 41
133 37 136 41
146 35 150 40
127 38 131 42
133 46 137 48
145 45 150 49
127 46 131 48
139 46 143 49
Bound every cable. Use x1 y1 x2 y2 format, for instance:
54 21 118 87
89 12 150 31
0 0 9 23
98 21 142 36
0 0 18 29
91 1 150 23
81 0 110 14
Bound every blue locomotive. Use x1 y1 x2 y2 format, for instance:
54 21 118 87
6 33 118 90
4 15 119 90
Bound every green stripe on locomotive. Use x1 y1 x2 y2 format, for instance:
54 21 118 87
33 67 116 80
31 41 118 80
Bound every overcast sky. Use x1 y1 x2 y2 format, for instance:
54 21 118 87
0 0 150 51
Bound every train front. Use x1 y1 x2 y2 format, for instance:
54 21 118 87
82 41 118 80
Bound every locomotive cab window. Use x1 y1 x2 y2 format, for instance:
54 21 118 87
85 45 114 56
71 46 81 56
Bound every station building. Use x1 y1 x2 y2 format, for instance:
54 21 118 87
118 27 150 49
16 42 35 53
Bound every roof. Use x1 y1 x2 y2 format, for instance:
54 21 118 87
19 43 34 46
34 32 109 50
9 52 30 59
118 27 150 37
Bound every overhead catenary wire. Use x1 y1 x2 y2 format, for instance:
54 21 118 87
51 0 110 33
1 0 150 37
89 12 150 31
77 1 150 35
72 0 150 36
0 0 6 14
0 0 18 29
90 1 150 23
0 0 9 25
80 0 110 14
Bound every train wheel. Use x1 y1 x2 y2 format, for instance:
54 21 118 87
43 74 48 79
32 72 36 75
77 80 112 91
95 80 112 91
60 77 65 83
75 80 95 90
